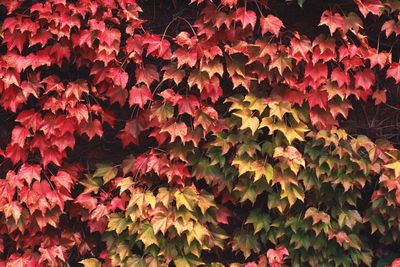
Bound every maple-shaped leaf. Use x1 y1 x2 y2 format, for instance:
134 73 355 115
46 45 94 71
150 205 173 235
267 247 289 267
387 63 400 84
108 68 129 88
135 64 159 87
178 95 200 116
175 31 198 48
221 0 237 8
232 8 257 30
367 51 390 69
160 122 188 143
188 70 210 91
79 258 102 267
51 170 75 192
172 47 198 68
129 85 153 108
174 186 198 211
319 10 344 35
75 193 98 212
5 143 28 164
385 160 400 178
3 201 22 222
270 54 292 75
327 230 350 246
231 230 260 259
260 15 284 37
381 20 400 38
38 245 66 264
143 34 171 59
354 0 384 17
41 146 64 167
105 86 128 106
162 63 185 84
78 119 103 140
65 79 89 99
308 89 328 109
331 68 350 87
18 163 41 185
372 89 386 105
354 69 375 89
290 35 312 59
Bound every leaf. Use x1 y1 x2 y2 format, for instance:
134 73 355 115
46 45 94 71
372 90 386 105
160 122 188 143
79 258 102 267
129 85 153 108
162 63 185 84
245 209 270 233
136 64 159 87
260 15 284 37
251 161 273 183
174 255 203 267
385 161 400 178
186 222 210 244
93 164 117 184
354 69 375 89
231 231 260 259
319 11 344 35
65 79 89 99
139 222 158 248
387 63 400 84
174 186 198 211
267 247 289 267
232 8 256 30
18 163 41 185
107 214 129 234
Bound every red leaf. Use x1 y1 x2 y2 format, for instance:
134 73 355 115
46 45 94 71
319 11 344 35
39 245 66 264
41 146 65 167
51 170 75 192
177 95 200 116
354 69 375 89
75 193 98 212
260 15 284 37
78 119 103 140
266 247 289 267
372 90 386 105
129 85 153 108
387 63 400 84
232 8 257 30
65 79 89 100
331 68 350 87
135 64 159 87
5 143 28 164
18 163 41 185
221 0 237 8
160 122 188 143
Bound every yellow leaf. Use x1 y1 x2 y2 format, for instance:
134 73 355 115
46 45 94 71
186 222 210 244
240 116 260 135
385 160 400 178
251 161 273 183
174 186 198 211
79 258 102 267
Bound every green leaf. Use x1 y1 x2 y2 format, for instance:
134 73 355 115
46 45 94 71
245 209 271 233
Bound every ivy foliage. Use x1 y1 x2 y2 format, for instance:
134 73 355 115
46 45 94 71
1 0 400 266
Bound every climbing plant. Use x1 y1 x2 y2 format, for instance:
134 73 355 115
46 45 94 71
1 0 400 266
